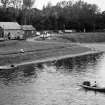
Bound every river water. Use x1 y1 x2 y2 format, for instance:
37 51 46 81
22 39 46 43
0 53 105 105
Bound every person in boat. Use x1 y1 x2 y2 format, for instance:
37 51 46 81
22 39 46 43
83 81 91 86
92 81 97 87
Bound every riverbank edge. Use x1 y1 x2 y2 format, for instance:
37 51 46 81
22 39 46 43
1 50 103 68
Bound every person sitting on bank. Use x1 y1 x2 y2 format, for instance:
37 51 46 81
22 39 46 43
20 49 24 53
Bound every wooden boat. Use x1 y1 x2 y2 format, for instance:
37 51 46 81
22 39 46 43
80 81 105 92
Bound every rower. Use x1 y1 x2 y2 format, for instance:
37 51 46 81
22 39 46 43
83 81 90 86
92 81 97 87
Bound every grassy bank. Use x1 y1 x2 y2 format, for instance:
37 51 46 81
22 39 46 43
0 40 92 66
57 32 105 43
1 31 105 66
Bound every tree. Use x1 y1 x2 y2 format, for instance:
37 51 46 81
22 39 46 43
1 0 22 9
1 0 9 8
22 0 36 24
10 0 22 8
57 0 73 8
23 0 35 9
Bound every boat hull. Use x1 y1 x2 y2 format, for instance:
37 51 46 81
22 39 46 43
80 85 105 92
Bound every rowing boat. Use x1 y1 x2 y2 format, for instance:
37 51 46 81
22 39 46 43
80 84 105 92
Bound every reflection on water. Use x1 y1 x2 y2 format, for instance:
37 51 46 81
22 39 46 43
95 54 105 87
0 65 37 86
0 52 105 105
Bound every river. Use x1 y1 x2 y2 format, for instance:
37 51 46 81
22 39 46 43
0 53 105 105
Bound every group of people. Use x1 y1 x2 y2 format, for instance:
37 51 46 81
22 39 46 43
83 81 97 87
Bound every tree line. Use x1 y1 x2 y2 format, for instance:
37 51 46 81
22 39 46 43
0 0 105 32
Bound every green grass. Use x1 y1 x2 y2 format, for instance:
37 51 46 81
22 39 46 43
0 40 92 66
1 32 105 66
59 32 105 43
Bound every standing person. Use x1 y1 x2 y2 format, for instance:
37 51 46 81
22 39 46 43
8 32 11 40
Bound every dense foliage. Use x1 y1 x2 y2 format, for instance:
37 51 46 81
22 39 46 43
0 0 105 32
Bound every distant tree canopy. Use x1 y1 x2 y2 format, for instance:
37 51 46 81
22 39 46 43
1 0 22 8
1 0 9 8
0 0 105 32
23 0 35 9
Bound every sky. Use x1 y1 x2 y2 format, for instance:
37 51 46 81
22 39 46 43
33 0 105 11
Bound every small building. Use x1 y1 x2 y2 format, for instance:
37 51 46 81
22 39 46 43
0 22 23 40
64 29 76 33
22 25 36 39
